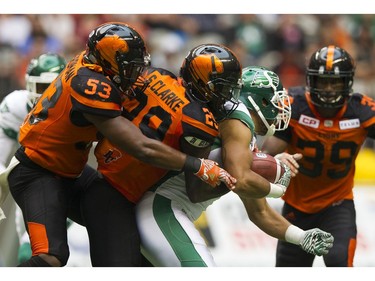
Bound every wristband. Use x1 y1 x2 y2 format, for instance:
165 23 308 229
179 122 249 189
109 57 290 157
285 225 305 245
182 155 201 174
267 183 284 198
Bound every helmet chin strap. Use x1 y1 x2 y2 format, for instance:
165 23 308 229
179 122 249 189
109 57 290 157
247 96 275 136
263 123 275 136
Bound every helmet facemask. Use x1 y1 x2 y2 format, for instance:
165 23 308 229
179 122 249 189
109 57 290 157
115 50 151 94
306 45 355 109
25 72 59 108
204 77 242 122
307 74 353 109
25 53 66 108
247 86 291 136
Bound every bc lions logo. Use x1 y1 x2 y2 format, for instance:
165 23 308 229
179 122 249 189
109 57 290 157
103 149 122 164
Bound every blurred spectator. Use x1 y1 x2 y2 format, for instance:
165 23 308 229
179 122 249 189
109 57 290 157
235 15 267 60
266 15 306 88
71 15 108 48
273 49 306 88
0 15 31 49
0 44 21 101
1 14 375 101
18 15 62 56
267 15 306 52
39 15 77 59
318 15 354 52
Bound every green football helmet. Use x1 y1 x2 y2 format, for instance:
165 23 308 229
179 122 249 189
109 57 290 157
25 53 66 108
240 66 291 136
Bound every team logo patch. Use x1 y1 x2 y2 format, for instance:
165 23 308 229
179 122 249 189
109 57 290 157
299 114 319 128
103 148 122 164
339 119 360 130
184 136 210 148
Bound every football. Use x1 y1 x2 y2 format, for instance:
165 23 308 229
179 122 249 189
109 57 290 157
251 151 286 183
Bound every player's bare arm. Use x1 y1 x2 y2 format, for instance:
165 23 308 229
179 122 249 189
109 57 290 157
240 196 289 240
220 118 273 198
84 113 187 170
85 113 236 188
240 196 334 256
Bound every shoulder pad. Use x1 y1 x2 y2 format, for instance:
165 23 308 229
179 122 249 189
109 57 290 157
227 101 255 134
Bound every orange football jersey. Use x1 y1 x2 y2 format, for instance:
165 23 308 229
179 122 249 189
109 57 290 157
273 86 375 213
95 67 219 203
19 51 123 178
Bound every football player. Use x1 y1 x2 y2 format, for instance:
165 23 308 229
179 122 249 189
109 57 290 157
135 66 334 266
0 53 91 266
261 45 375 267
2 22 235 267
84 43 243 266
0 53 66 172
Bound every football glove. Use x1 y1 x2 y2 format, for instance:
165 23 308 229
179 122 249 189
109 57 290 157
274 163 291 195
300 228 334 256
194 158 236 190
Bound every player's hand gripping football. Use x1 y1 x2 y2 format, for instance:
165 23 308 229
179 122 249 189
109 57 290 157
300 228 334 256
275 152 303 177
194 159 236 190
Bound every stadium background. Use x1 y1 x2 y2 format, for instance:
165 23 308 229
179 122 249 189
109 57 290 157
0 14 375 266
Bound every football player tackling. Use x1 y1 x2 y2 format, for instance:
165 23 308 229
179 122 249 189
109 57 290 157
135 66 334 266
